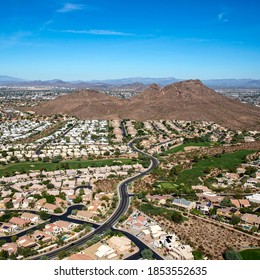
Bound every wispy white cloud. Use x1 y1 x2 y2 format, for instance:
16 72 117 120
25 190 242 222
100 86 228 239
10 31 32 41
44 20 54 26
51 29 134 36
57 3 85 13
181 37 219 43
0 31 51 49
39 19 54 32
218 12 229 22
0 31 32 47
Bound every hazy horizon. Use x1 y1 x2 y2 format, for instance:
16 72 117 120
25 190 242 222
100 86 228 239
1 74 260 83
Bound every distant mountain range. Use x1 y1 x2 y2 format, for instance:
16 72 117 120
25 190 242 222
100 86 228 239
203 79 260 89
0 75 25 83
31 79 260 130
1 75 260 89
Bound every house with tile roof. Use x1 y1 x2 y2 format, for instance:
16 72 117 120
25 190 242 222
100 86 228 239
17 235 36 248
9 217 30 228
41 203 58 213
20 213 39 223
107 236 131 254
1 242 18 255
67 253 94 260
241 213 260 229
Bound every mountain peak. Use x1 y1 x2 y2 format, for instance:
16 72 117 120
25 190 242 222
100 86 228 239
162 79 213 97
148 83 161 91
31 79 260 130
174 79 204 87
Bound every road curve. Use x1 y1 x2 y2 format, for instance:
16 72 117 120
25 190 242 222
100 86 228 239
29 137 160 260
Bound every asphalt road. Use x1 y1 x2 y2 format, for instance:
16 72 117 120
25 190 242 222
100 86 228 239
20 137 160 260
120 120 128 137
35 122 77 155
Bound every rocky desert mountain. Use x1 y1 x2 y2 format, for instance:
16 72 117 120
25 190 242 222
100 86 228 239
32 80 260 130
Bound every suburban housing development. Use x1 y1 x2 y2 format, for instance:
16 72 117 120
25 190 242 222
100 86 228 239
0 81 260 261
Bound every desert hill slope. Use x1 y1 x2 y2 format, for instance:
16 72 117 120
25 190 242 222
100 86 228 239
32 80 260 130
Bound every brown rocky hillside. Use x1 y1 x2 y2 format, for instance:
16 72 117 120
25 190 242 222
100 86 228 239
32 80 260 130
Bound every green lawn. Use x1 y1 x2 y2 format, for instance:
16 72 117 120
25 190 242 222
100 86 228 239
153 181 196 198
161 142 217 155
155 182 178 188
152 180 196 199
240 248 260 260
0 158 141 177
175 150 255 186
153 182 179 193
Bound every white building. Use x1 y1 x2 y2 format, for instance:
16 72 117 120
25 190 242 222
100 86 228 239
246 193 260 204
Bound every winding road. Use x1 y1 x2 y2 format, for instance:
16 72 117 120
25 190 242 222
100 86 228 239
24 137 160 260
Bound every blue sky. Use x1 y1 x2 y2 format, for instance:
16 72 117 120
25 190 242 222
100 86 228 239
0 0 259 80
